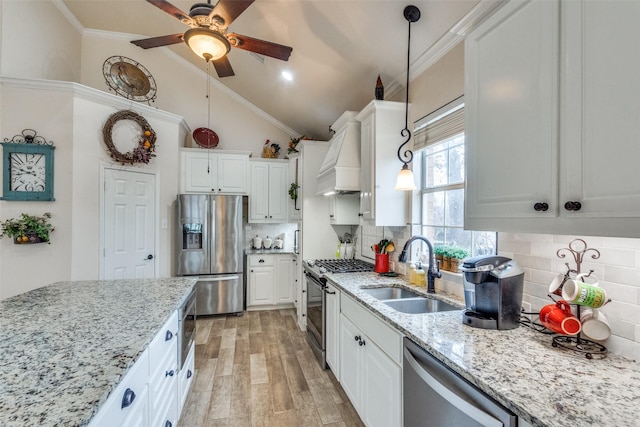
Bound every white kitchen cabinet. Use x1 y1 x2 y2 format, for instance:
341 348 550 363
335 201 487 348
338 293 402 427
288 154 302 222
465 0 640 237
181 148 249 194
249 160 288 223
247 255 275 306
248 254 296 308
275 255 296 304
328 194 360 225
325 281 340 378
178 342 195 413
89 350 150 427
355 100 408 226
149 310 179 427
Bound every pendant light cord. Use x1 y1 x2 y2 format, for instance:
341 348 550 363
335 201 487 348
397 7 417 166
206 61 211 174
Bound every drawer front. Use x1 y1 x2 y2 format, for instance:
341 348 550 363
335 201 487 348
150 310 179 369
88 349 150 427
248 254 274 267
178 342 196 413
341 293 402 364
150 376 178 427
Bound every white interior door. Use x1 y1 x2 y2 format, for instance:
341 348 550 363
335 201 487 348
103 168 156 280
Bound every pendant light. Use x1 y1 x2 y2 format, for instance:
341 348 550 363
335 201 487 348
394 5 421 191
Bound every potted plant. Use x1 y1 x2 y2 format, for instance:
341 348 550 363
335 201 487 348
434 245 446 269
0 212 54 244
449 247 469 272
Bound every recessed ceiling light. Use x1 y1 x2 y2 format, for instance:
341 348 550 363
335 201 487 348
281 71 293 81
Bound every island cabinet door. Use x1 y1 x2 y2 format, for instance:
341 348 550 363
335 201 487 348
149 311 179 427
88 349 150 427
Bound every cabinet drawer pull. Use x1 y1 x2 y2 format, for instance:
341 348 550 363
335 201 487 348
165 421 173 427
259 259 265 263
533 202 548 212
121 388 136 409
564 201 582 211
166 370 175 377
187 369 193 379
165 330 173 341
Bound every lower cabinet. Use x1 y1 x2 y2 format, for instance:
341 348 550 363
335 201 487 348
89 309 194 427
247 254 296 309
338 294 402 427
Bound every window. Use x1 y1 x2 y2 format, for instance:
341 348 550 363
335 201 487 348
414 98 496 258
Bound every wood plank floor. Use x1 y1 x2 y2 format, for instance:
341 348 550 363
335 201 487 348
180 309 365 427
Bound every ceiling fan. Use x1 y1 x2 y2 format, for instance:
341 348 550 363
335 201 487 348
131 0 293 77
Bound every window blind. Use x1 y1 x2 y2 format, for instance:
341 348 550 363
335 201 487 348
413 97 464 152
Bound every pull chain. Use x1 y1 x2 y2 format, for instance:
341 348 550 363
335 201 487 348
206 61 211 174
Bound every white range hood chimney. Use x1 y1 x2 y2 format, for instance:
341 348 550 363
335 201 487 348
316 111 361 196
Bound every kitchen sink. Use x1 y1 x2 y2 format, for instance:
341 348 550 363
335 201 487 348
383 298 460 314
362 287 422 300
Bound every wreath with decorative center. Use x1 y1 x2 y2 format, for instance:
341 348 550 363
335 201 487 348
102 110 157 164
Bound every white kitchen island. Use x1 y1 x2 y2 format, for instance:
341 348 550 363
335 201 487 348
0 277 196 427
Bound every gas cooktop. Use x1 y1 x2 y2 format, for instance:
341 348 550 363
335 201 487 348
306 258 374 274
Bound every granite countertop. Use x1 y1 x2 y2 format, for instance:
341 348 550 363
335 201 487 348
0 277 196 427
325 272 640 427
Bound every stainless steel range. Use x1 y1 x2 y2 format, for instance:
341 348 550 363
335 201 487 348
304 258 374 368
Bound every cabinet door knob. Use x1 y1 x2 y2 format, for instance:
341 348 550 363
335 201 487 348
533 202 548 212
359 339 366 346
354 335 361 342
166 370 175 377
564 201 582 211
121 388 136 409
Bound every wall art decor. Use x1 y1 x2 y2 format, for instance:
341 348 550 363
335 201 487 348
1 129 55 201
102 55 157 104
102 110 157 165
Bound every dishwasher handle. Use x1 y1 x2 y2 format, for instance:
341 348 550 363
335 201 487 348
403 347 503 427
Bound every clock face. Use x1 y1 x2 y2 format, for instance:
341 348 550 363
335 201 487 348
10 152 46 192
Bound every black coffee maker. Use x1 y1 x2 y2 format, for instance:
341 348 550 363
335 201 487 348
459 255 524 330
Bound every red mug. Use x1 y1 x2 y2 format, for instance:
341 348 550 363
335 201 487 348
539 300 581 335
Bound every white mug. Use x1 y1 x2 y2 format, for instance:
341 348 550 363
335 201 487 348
548 272 565 296
575 273 599 287
580 308 611 341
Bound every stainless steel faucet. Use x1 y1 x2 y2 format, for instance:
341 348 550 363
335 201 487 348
398 235 442 293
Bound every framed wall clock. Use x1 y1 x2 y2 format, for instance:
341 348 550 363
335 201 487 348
102 56 157 104
1 129 55 201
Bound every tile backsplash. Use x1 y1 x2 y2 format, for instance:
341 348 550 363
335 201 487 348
357 226 640 361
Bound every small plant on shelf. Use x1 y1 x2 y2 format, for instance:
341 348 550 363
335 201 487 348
0 212 54 244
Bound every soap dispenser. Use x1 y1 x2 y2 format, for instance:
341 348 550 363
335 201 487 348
415 262 426 287
408 262 417 284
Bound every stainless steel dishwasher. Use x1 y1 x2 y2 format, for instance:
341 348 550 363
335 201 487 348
403 338 517 427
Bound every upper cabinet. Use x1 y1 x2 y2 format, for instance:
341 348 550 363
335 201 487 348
356 101 408 226
249 159 288 223
329 194 360 225
465 0 640 237
180 148 249 194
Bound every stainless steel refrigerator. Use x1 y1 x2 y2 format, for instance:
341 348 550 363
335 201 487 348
177 194 246 316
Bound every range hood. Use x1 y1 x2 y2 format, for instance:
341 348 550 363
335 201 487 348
316 111 361 196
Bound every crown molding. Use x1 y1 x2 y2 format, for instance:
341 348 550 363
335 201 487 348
0 77 190 134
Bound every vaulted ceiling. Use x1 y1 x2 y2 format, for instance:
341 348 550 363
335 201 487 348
62 0 486 138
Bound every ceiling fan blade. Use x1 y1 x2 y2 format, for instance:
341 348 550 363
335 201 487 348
209 0 254 28
131 33 184 49
145 0 194 25
212 56 235 78
227 33 292 61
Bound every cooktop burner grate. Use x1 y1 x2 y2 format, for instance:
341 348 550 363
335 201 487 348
313 259 374 273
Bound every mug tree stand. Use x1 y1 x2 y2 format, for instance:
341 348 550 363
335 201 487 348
549 239 610 359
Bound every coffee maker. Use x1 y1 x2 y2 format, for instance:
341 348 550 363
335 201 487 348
459 255 524 330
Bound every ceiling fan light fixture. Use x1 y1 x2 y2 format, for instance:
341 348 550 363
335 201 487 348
184 27 230 62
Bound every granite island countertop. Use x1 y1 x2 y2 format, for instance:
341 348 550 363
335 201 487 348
0 277 196 427
325 272 640 427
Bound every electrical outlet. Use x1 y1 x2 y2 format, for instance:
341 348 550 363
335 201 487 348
521 302 532 321
397 262 406 276
389 261 395 271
